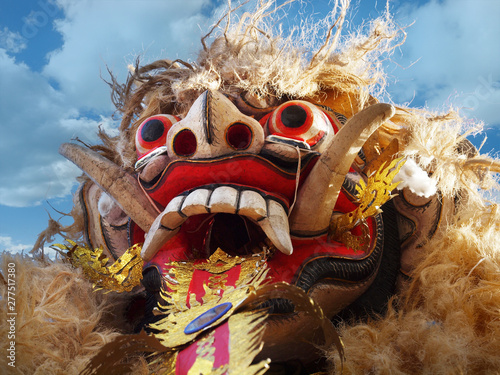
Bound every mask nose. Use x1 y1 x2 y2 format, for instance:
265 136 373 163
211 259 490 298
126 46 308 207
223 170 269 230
166 90 265 160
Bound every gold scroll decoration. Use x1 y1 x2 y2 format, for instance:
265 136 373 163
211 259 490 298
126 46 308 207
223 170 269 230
329 158 405 251
53 240 143 293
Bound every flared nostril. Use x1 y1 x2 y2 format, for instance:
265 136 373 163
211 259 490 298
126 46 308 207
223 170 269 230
166 91 265 160
226 123 253 150
173 129 197 157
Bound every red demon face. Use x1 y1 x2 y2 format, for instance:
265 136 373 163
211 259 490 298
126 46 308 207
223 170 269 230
132 90 387 295
60 90 418 364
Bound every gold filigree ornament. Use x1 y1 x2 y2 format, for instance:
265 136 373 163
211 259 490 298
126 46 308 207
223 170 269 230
166 311 270 375
52 240 143 292
150 248 269 348
74 246 344 374
329 157 405 251
163 248 268 310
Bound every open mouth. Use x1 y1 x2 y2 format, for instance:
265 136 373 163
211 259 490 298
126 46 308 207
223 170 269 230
201 212 270 257
132 142 322 264
140 177 301 262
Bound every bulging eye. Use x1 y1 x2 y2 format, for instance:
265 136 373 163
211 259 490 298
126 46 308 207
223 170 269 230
135 114 180 159
261 100 336 151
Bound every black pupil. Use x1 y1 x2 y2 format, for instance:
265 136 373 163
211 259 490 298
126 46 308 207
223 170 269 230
141 119 164 142
281 105 307 128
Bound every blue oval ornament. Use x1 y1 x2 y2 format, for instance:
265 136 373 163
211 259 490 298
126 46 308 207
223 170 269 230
184 302 233 335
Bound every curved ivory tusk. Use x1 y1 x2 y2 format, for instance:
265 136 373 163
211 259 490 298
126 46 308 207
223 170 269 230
289 103 396 236
59 143 157 232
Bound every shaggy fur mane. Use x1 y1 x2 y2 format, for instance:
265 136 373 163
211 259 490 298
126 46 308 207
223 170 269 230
105 0 403 169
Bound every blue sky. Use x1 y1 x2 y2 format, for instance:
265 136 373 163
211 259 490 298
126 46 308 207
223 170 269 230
1 0 499 256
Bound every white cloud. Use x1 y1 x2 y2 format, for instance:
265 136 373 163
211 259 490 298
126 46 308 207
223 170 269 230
389 0 500 125
44 0 213 112
0 27 27 53
0 0 223 208
0 160 81 207
0 48 117 207
0 236 32 254
0 235 59 259
59 115 119 144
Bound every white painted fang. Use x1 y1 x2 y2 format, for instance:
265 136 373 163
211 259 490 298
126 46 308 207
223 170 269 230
141 195 186 262
289 103 396 236
160 195 187 229
258 199 293 255
142 196 188 261
141 215 181 261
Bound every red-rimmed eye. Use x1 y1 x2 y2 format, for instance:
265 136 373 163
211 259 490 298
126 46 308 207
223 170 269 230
261 100 335 149
136 114 180 159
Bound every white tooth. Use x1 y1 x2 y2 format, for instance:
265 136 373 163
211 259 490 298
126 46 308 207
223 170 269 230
181 188 211 216
259 199 293 255
208 186 238 214
141 187 294 261
238 190 267 220
141 195 186 261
